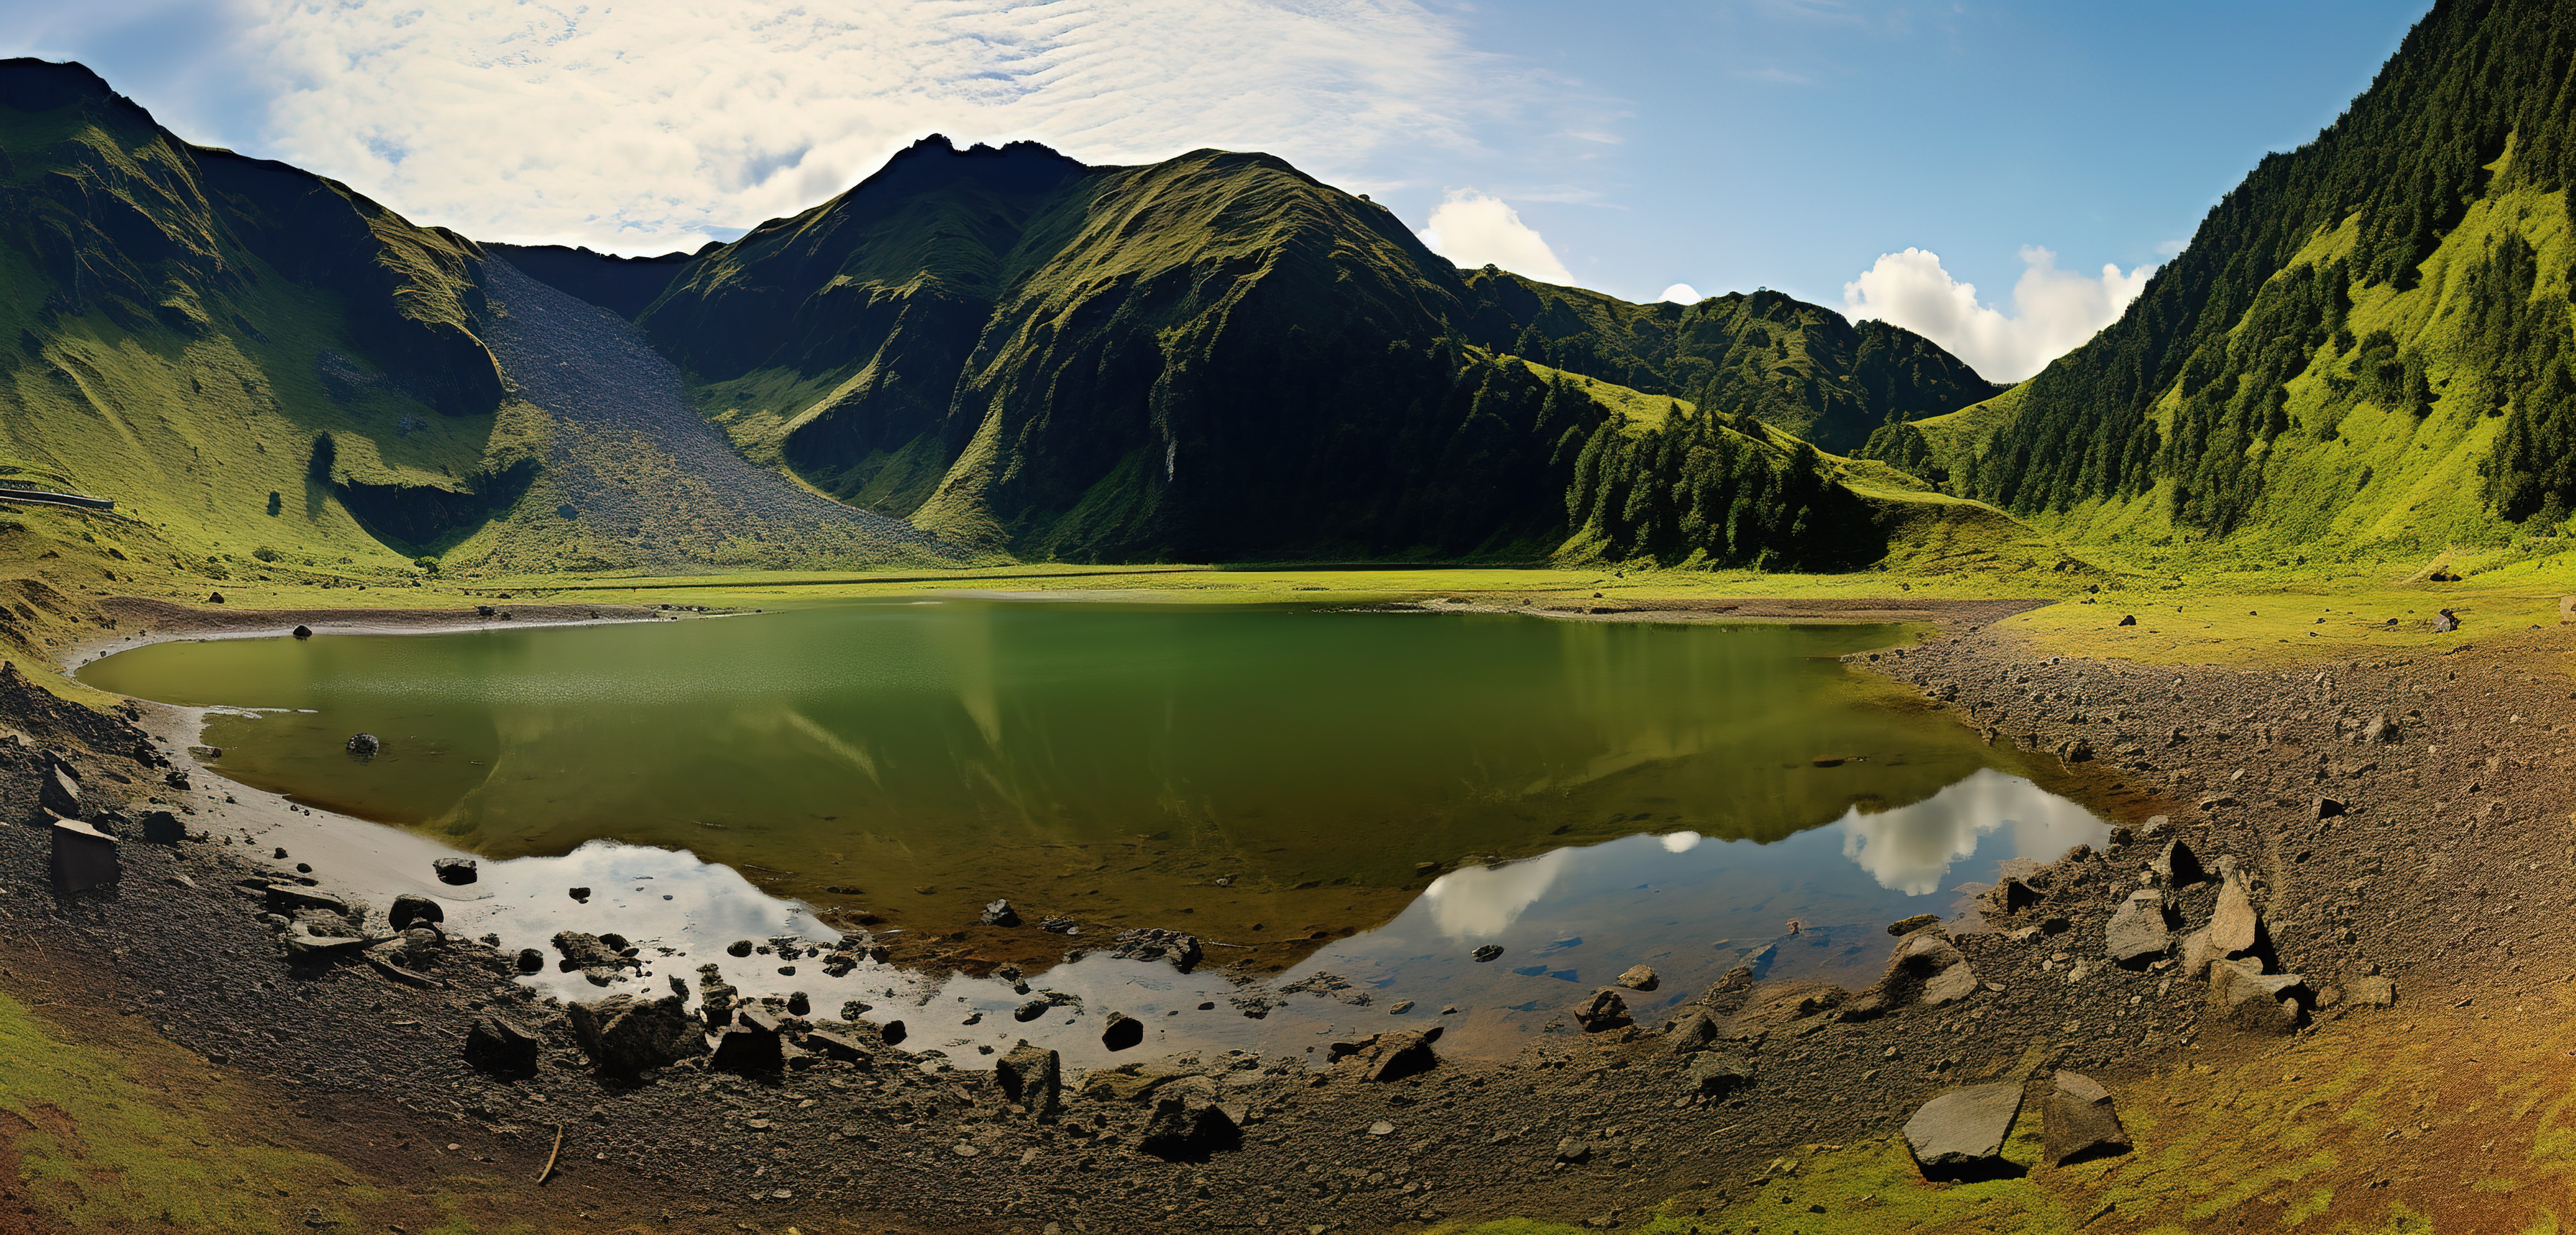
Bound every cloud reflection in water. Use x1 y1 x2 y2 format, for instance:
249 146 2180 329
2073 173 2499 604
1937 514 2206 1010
1837 767 2106 895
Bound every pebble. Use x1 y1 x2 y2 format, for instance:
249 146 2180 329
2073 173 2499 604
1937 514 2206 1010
1368 1121 1395 1136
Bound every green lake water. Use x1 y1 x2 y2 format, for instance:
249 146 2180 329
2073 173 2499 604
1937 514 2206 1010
77 599 2069 971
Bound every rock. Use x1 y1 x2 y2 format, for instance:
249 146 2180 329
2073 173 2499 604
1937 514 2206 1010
1617 965 1660 992
1572 988 1632 1033
981 899 1022 927
1328 1027 1441 1083
1684 1049 1755 1096
2432 609 2459 634
711 1007 785 1074
878 1019 907 1047
515 948 544 973
696 964 740 1027
2104 890 2174 966
2350 974 2397 1008
431 857 477 886
1887 913 1942 936
38 764 81 820
996 1040 1062 1116
1903 1083 2026 1180
2042 1071 2130 1165
727 939 754 957
1472 944 1503 962
2209 958 2305 1035
2139 815 2171 839
1986 876 2039 914
567 994 707 1076
262 884 350 916
2148 838 2203 887
1665 1009 1718 1055
1554 1138 1594 1164
138 810 185 845
2206 863 2262 958
568 886 590 903
551 930 632 984
460 1015 542 1078
2118 614 2136 626
388 893 444 931
786 991 810 1016
345 732 380 758
292 624 312 639
1138 1076 1240 1159
803 1029 874 1067
1842 928 1976 1021
49 819 119 892
1108 928 1201 972
1013 998 1050 1023
1101 1013 1145 1052
2312 797 2346 820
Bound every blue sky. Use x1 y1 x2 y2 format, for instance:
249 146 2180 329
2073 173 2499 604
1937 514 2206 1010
6 0 2431 379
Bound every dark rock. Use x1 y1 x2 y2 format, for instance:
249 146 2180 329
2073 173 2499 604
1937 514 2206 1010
566 994 706 1076
1328 1027 1441 1082
2433 608 2459 634
1684 1049 1755 1096
1665 1009 1718 1055
552 930 632 985
38 764 81 820
695 963 739 1027
981 899 1022 927
2209 959 2306 1035
1886 913 1942 936
878 1019 908 1047
292 625 313 639
2312 796 2346 820
996 1040 1062 1116
515 948 545 973
1108 928 1201 972
1138 1076 1240 1159
49 819 118 891
388 893 444 930
431 857 477 886
785 992 809 1016
1842 928 1976 1021
1986 876 2039 914
2042 1071 2130 1165
1572 988 1632 1033
2117 615 2136 626
1554 1139 1594 1164
727 939 754 957
1903 1083 2025 1180
460 1015 542 1078
1014 998 1049 1023
2104 889 2174 966
345 732 380 758
803 1029 874 1067
568 886 590 902
1472 944 1504 962
138 809 184 845
2148 838 2203 886
1617 965 1659 992
1101 1012 1145 1052
711 1007 785 1074
364 954 437 988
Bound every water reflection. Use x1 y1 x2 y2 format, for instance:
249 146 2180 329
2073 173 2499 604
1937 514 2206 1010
1836 768 2109 895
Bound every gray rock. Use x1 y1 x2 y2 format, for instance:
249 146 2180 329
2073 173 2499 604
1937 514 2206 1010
2360 714 2399 744
710 1007 785 1074
2041 1071 2129 1165
1554 1138 1594 1164
566 994 707 1075
803 1029 875 1067
263 884 350 916
38 764 81 820
2349 974 2397 1008
1903 1083 2026 1179
1617 965 1660 992
2105 889 2174 966
461 1015 542 1077
996 1040 1062 1116
1572 988 1632 1033
1684 1049 1755 1096
388 893 444 931
981 899 1021 927
1139 1076 1240 1158
345 732 380 757
1842 928 1976 1021
2208 959 2304 1035
431 857 477 886
2431 609 2458 634
2206 863 2261 958
1328 1027 1442 1082
1013 998 1050 1023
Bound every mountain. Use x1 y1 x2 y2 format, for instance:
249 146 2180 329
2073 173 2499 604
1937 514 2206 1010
0 58 2023 576
0 59 962 577
582 133 2005 562
1911 0 2576 559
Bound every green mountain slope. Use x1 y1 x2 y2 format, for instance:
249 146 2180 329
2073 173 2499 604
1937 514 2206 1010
626 135 2006 562
1929 0 2576 562
0 60 959 578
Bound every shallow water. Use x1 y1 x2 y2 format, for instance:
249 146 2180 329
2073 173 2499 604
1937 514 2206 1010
81 599 2108 1055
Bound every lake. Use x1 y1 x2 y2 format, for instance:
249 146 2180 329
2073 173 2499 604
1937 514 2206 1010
79 599 2110 1055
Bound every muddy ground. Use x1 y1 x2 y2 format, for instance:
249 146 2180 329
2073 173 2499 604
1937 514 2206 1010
0 605 2570 1233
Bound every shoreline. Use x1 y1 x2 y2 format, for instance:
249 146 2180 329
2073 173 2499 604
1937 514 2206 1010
5 591 2571 1231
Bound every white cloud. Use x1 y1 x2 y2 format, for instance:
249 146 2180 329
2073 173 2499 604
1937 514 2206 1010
195 0 1518 253
1659 282 1701 304
1420 190 1576 284
1835 768 2106 896
1840 245 2155 382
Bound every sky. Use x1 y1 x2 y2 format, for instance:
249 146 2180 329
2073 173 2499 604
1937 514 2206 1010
4 0 2432 381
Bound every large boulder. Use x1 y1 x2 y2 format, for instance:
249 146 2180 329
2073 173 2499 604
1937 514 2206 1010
2203 861 2263 961
1665 1009 1718 1055
1138 1076 1240 1159
552 930 633 985
1684 1049 1755 1097
1841 929 1976 1022
565 994 706 1076
38 763 81 821
2209 959 2306 1035
2104 890 2174 966
1903 1083 2026 1180
1101 1013 1145 1052
1572 988 1632 1033
49 819 118 892
996 1040 1062 1116
461 1015 543 1078
2041 1071 2129 1165
2148 838 2203 886
431 857 477 886
388 893 444 931
1327 1028 1441 1083
709 1006 785 1074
